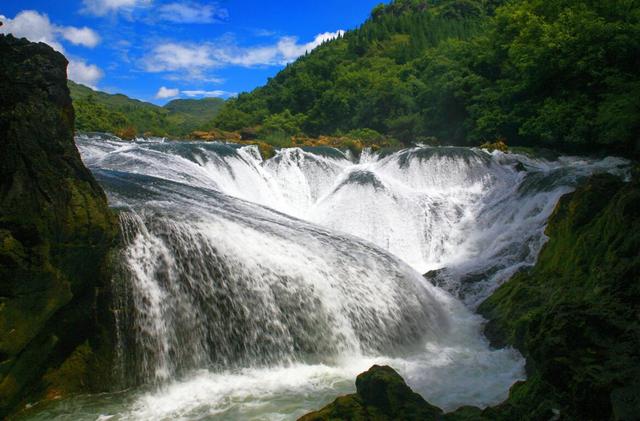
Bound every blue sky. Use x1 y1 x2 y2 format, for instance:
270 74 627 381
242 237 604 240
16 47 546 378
0 0 383 104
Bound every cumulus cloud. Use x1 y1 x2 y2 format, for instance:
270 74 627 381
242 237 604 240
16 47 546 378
157 2 228 24
182 90 234 98
81 0 152 16
68 59 104 88
155 87 234 99
0 11 103 87
143 42 215 73
61 27 101 47
0 10 100 51
141 30 345 79
277 31 346 62
218 30 346 67
155 86 180 99
0 10 63 50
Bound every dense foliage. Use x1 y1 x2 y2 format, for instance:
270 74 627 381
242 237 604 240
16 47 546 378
69 81 224 137
213 0 640 156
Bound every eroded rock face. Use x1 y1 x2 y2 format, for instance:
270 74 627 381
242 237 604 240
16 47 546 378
0 34 118 416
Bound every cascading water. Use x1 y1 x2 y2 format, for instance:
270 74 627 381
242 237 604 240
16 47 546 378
111 177 450 383
25 135 629 420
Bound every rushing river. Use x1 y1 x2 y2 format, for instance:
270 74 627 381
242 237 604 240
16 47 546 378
21 135 629 420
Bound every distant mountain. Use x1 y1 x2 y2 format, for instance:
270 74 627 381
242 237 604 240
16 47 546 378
163 98 225 132
68 81 224 138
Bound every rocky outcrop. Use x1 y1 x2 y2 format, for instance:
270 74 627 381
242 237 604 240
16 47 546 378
301 172 640 420
0 34 118 417
299 365 443 421
477 173 640 420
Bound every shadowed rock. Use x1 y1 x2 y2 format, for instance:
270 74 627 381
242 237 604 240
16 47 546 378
299 365 444 420
0 34 118 417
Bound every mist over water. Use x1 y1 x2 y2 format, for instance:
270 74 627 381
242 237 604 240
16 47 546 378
23 135 629 420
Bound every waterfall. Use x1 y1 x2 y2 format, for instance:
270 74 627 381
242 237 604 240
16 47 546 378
59 135 629 420
104 175 450 383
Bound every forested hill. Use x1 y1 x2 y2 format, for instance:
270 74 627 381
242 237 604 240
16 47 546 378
212 0 640 157
69 81 224 138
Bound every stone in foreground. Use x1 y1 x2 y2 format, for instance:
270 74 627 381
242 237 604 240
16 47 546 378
299 365 444 421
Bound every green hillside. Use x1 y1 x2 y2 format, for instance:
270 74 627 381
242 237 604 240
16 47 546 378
163 98 225 134
69 81 224 138
212 0 640 157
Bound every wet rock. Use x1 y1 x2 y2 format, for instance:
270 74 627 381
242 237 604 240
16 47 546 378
478 173 640 419
299 365 443 420
0 34 118 417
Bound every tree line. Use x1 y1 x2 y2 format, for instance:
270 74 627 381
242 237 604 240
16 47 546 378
211 0 640 157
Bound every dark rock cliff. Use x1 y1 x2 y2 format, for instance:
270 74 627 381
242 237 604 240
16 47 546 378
0 34 118 417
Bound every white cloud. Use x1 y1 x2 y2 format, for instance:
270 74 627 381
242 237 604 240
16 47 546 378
141 30 345 79
277 31 346 62
81 0 152 16
155 86 180 99
0 10 100 51
61 27 101 47
182 90 233 97
68 59 104 87
218 30 346 67
0 10 64 51
143 42 215 74
157 2 228 24
155 87 234 100
165 74 224 84
0 11 104 87
252 28 277 38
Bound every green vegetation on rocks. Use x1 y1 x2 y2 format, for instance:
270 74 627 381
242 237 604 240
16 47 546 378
477 173 640 420
299 365 444 421
0 34 119 417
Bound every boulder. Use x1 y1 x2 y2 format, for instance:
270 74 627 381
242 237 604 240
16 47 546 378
299 365 443 420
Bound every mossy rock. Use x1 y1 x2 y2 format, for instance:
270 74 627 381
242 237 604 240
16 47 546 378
299 365 443 421
0 34 119 417
478 173 640 420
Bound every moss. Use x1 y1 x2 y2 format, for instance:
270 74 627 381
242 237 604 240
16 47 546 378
0 34 119 417
299 365 443 421
115 126 137 140
477 173 640 420
42 342 92 399
256 142 276 160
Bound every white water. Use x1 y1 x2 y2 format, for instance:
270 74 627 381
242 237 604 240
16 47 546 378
24 136 629 420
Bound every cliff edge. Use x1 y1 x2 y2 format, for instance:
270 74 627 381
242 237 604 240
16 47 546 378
0 34 118 417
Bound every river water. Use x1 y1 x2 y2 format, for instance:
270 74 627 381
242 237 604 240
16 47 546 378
20 135 629 420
